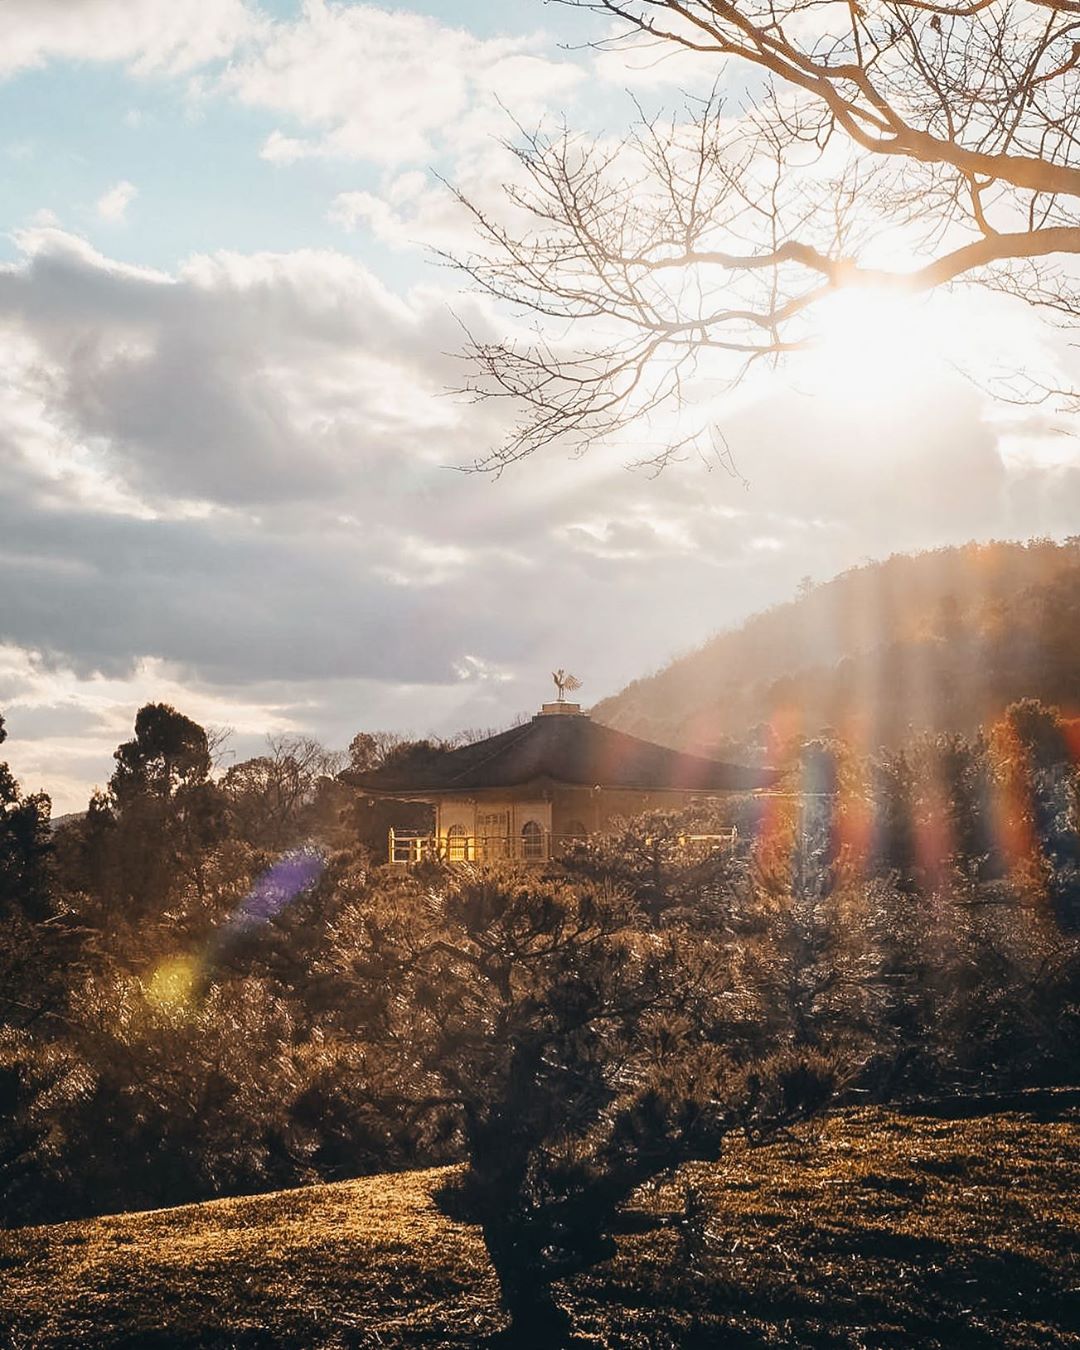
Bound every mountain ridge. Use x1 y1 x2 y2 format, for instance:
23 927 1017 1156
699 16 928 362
592 538 1080 759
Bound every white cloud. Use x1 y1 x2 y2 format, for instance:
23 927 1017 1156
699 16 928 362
259 129 309 165
0 0 258 80
1 227 1078 813
224 1 584 167
326 167 494 254
327 189 386 234
96 180 138 223
453 655 514 684
0 0 582 175
0 228 474 509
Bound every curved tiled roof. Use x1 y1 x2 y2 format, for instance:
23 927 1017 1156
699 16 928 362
341 713 775 795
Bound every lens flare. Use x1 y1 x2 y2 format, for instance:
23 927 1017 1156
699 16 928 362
220 849 326 941
147 956 200 1008
147 849 326 1007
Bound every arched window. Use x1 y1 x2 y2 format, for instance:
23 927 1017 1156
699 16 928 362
521 819 545 860
446 823 469 862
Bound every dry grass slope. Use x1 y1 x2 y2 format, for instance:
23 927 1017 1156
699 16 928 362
2 1106 1078 1349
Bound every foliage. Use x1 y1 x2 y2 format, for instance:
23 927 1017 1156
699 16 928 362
110 703 212 805
318 864 838 1342
0 713 53 927
0 715 82 1042
0 687 1078 1345
558 806 743 924
222 735 344 851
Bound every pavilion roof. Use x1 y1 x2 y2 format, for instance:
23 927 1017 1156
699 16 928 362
341 712 776 796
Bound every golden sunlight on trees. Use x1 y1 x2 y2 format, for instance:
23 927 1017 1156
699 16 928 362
321 864 839 1344
2 682 1080 1341
451 0 1080 466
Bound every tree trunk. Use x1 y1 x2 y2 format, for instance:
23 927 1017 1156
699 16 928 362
496 1270 573 1348
482 1219 574 1348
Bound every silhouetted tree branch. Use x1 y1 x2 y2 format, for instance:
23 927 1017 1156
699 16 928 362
449 0 1080 467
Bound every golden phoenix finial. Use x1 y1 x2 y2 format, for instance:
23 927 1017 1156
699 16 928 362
552 669 582 702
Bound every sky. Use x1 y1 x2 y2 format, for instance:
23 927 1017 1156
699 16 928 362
2 0 1080 812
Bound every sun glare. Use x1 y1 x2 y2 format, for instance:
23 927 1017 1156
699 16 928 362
797 286 948 408
771 280 1065 453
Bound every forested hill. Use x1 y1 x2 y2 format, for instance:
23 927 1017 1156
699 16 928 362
592 539 1080 758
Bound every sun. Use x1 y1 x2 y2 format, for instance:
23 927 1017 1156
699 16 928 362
794 285 950 410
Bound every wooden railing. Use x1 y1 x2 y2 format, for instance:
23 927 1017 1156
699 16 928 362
387 828 738 865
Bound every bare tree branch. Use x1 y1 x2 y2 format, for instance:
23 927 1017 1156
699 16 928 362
446 0 1080 466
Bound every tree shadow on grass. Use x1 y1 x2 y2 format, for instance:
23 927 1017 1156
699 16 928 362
575 1225 1079 1349
894 1088 1080 1122
821 1224 1080 1325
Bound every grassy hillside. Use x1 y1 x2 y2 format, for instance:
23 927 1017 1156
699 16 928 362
592 539 1080 756
2 1103 1078 1348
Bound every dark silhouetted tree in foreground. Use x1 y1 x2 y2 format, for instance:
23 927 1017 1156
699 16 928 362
323 866 837 1344
0 713 87 1217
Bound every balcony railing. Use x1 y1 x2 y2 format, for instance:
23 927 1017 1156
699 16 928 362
387 828 738 865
